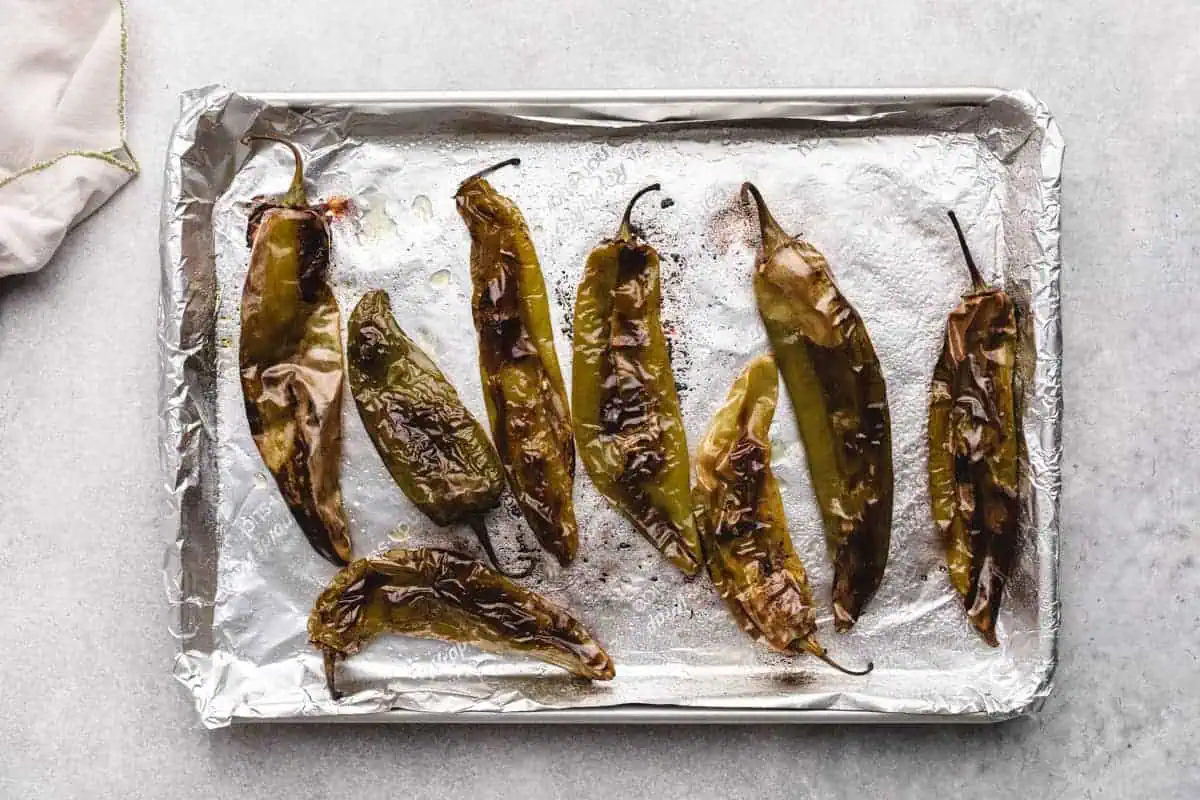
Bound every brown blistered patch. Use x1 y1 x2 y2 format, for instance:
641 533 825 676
322 196 354 219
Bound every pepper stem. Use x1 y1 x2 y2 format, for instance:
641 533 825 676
740 182 790 255
468 516 535 579
947 210 987 291
242 135 307 207
616 183 662 241
323 649 342 700
796 638 874 676
462 157 521 186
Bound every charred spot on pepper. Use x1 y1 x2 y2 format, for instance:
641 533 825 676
617 245 651 276
482 316 539 363
295 217 331 303
352 322 391 367
245 202 277 247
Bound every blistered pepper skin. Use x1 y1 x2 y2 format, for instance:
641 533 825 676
928 212 1019 646
455 159 578 566
742 183 893 631
572 185 702 576
347 290 529 576
309 547 615 698
694 355 871 675
239 136 351 566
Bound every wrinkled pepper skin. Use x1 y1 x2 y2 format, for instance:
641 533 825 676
239 136 351 566
455 159 578 566
742 183 893 631
928 212 1019 647
572 185 702 576
347 290 530 577
309 547 615 698
694 355 870 675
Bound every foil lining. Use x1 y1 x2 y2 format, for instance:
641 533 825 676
160 87 1063 728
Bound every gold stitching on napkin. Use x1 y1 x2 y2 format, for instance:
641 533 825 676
0 0 139 192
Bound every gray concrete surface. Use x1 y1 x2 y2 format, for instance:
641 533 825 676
2 1 1198 798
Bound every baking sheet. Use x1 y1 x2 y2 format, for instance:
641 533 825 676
160 87 1062 728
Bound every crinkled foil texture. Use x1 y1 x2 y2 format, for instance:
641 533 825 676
160 87 1063 728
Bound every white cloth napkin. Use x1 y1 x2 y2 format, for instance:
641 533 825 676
0 0 137 278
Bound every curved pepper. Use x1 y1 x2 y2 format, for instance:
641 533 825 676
694 355 871 675
309 547 615 698
572 184 702 576
239 135 351 566
455 158 578 566
742 183 893 631
928 212 1019 646
347 290 532 578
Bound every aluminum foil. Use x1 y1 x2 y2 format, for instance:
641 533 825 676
160 87 1063 728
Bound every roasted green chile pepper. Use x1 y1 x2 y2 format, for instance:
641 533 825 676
572 184 702 576
347 289 532 578
310 547 615 698
742 183 893 631
928 212 1019 647
239 135 351 566
694 355 871 675
455 158 578 566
